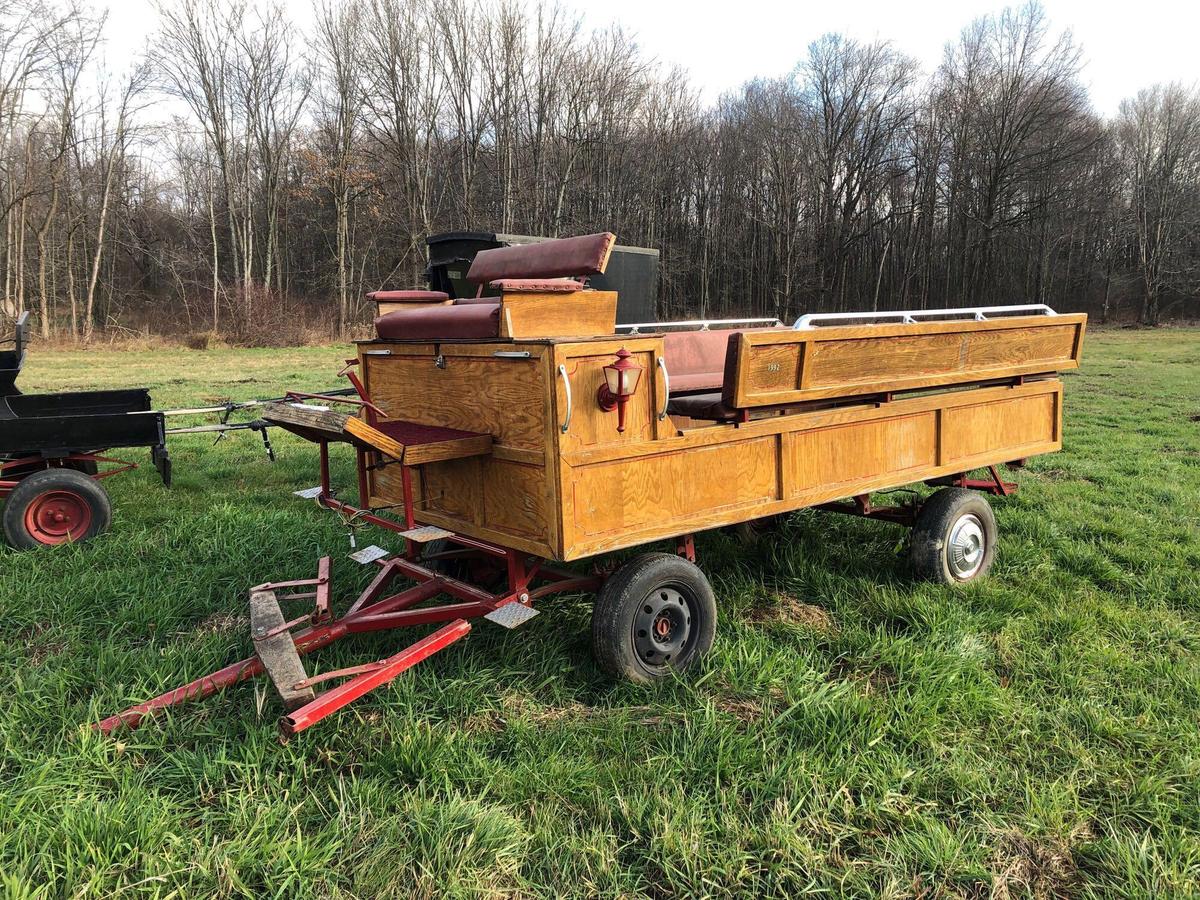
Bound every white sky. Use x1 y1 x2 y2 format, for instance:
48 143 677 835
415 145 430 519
102 0 1199 117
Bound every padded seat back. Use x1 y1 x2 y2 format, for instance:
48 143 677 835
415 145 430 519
466 233 615 287
662 329 739 393
662 326 789 394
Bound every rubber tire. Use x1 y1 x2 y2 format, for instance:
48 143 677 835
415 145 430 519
421 538 507 590
909 487 997 585
591 552 717 683
727 514 784 545
2 467 111 549
65 459 99 476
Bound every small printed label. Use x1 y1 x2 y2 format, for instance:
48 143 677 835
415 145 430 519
293 486 323 499
350 545 390 564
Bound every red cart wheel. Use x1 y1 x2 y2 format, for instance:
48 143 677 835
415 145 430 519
2 468 112 550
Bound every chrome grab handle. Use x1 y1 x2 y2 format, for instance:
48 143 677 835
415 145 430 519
656 356 670 420
557 364 572 433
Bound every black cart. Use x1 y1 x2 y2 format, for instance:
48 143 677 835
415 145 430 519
0 313 168 549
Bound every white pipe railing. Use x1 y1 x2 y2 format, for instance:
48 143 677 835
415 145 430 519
792 304 1056 329
617 317 782 334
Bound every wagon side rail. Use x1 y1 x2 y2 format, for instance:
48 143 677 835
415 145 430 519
725 311 1087 409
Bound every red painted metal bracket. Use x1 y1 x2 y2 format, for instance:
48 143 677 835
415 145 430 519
0 453 138 496
927 464 1018 497
94 537 602 739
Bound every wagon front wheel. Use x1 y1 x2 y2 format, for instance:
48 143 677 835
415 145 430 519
909 487 997 584
2 468 111 549
591 552 717 683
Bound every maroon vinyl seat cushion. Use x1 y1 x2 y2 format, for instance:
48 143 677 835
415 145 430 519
662 329 739 393
466 233 615 286
374 302 500 340
371 233 615 339
666 392 739 422
661 325 789 420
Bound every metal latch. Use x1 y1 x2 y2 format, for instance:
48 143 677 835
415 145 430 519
435 354 446 369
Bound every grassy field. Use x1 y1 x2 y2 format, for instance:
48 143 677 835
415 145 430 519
1 329 1198 898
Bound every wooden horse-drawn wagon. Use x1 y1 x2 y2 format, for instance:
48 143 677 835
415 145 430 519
97 232 1086 738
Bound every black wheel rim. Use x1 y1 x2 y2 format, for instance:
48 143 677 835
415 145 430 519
632 582 697 671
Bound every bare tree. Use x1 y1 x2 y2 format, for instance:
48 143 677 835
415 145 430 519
313 0 365 333
83 63 149 339
1116 84 1200 325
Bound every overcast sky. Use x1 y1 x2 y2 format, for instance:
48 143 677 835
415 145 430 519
103 0 1198 117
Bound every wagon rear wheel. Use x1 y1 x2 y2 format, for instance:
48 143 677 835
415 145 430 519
909 487 997 584
591 553 717 683
2 468 111 549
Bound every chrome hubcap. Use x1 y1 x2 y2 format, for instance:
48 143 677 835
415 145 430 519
947 514 986 579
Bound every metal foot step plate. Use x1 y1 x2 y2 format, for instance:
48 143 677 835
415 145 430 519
398 525 454 543
349 545 390 564
250 590 316 710
484 600 539 629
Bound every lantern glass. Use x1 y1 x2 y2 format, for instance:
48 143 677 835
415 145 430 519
604 364 622 396
618 366 641 396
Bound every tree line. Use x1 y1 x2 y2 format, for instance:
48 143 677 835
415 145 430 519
2 0 1198 343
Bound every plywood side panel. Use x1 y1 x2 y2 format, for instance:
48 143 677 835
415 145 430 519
570 436 779 541
420 457 484 525
787 412 938 495
942 392 1059 463
731 314 1085 406
499 291 618 339
482 460 552 544
367 352 545 451
559 381 1064 560
553 338 667 454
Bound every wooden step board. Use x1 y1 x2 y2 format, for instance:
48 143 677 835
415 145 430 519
250 589 315 710
263 402 492 464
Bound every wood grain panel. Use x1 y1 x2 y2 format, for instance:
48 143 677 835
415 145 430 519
499 291 617 339
963 323 1078 369
570 436 778 539
731 314 1085 406
741 342 804 397
366 351 545 450
420 457 483 524
942 392 1058 463
555 343 663 452
370 460 405 509
482 460 550 543
787 412 938 494
806 332 965 385
557 381 1063 560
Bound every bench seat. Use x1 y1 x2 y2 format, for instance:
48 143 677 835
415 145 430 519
666 392 739 422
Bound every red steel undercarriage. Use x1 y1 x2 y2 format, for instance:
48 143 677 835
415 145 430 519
92 388 1019 739
95 440 605 738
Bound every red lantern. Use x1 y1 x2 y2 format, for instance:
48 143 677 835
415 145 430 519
597 347 643 433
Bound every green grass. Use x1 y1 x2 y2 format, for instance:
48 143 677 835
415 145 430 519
1 331 1198 898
